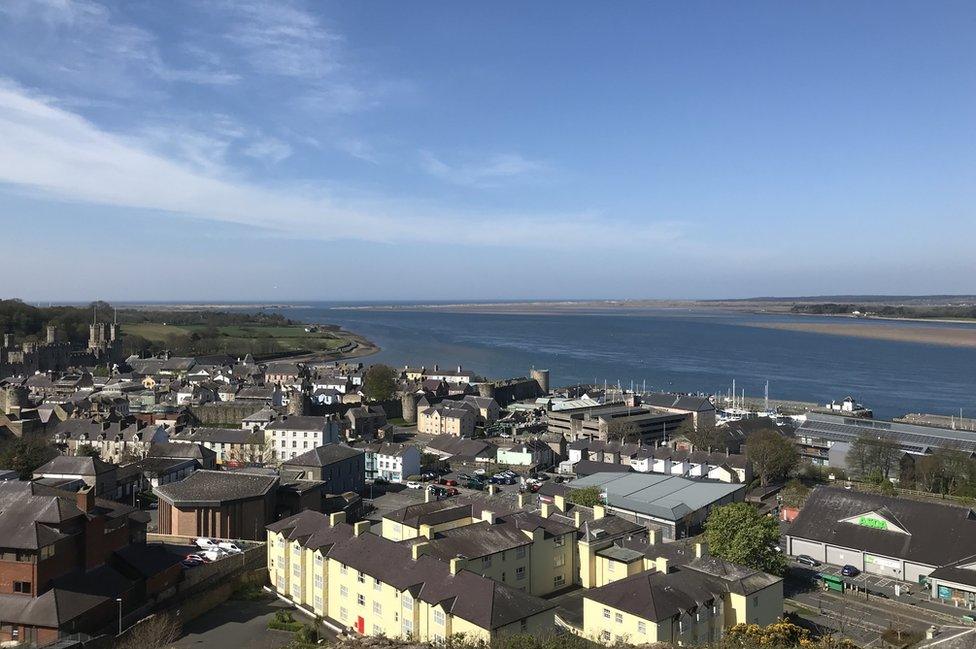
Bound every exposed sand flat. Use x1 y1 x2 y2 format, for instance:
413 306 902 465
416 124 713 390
749 321 976 348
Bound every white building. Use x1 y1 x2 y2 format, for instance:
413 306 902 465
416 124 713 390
265 414 342 462
360 442 422 483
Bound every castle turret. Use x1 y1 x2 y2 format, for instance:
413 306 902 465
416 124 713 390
530 368 550 395
287 389 309 416
401 392 418 423
46 326 57 345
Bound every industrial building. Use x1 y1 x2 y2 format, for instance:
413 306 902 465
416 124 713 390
568 472 746 540
547 404 689 445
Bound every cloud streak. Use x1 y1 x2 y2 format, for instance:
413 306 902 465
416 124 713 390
421 151 548 188
0 81 682 249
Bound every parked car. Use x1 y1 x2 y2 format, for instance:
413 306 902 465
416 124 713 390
406 481 422 489
182 559 203 568
796 555 821 567
202 549 225 562
841 564 860 577
219 542 243 554
529 483 541 493
445 487 459 496
195 537 218 550
185 553 206 562
440 479 458 486
474 468 486 475
457 473 473 482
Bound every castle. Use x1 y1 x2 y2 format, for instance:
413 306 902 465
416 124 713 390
0 318 122 377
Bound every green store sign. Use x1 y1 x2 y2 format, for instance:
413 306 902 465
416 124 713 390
857 516 887 530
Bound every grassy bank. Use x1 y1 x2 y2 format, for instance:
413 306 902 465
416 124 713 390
124 322 352 357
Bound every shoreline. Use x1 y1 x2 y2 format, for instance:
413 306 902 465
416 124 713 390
746 321 976 349
260 328 380 364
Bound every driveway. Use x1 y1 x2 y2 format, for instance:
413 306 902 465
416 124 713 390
171 598 297 649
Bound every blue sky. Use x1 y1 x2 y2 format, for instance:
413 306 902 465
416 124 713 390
0 1 974 301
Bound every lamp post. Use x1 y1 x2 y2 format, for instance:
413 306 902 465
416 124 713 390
116 597 123 635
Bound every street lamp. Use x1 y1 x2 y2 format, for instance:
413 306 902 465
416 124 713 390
116 598 123 635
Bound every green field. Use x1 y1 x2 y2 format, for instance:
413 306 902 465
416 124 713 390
124 323 351 357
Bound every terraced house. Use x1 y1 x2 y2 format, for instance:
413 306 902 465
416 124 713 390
266 511 556 642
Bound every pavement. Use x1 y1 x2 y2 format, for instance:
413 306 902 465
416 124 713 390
171 598 297 649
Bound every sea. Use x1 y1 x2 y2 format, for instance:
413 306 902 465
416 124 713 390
271 303 976 421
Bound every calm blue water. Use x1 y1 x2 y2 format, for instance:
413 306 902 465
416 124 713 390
274 305 976 420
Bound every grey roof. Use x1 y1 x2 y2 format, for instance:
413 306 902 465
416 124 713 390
148 441 216 462
173 427 261 445
797 412 976 455
423 520 531 561
283 444 364 468
568 472 746 521
34 455 114 477
265 415 329 432
787 486 976 567
640 392 715 412
154 470 277 506
573 460 633 476
425 435 497 459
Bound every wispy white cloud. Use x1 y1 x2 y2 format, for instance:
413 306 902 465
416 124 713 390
242 137 293 165
420 151 548 188
0 81 683 249
335 138 379 164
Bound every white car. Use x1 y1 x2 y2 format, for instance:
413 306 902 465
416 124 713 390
202 548 226 562
406 481 422 489
474 468 486 476
195 537 218 550
218 542 243 554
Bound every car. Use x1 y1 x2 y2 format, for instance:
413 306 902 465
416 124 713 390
474 468 486 475
457 473 473 482
185 553 206 562
195 537 218 550
445 487 459 496
182 559 203 568
796 555 821 567
502 470 518 478
439 479 458 486
841 564 860 577
219 542 243 554
529 483 541 493
202 549 225 562
406 481 422 489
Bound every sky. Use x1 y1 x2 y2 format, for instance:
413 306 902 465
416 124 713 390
0 0 974 302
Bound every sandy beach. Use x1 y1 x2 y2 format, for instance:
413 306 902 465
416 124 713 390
748 321 976 348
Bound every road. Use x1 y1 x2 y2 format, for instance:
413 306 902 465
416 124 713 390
171 598 300 649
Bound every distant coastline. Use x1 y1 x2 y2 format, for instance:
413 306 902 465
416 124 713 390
746 321 976 349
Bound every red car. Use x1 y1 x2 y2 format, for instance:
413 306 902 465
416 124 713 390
439 479 458 486
445 487 459 496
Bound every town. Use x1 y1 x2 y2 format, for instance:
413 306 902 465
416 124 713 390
0 312 974 649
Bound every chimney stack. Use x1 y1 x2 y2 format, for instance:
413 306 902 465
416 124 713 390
655 557 670 574
354 521 370 537
450 557 463 575
593 504 606 520
648 529 660 546
411 542 429 561
328 511 346 527
76 485 95 513
695 542 706 559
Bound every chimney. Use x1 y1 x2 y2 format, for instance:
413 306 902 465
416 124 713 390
328 511 346 527
695 542 707 559
419 523 434 540
354 521 370 537
457 365 462 373
487 484 498 496
450 557 464 575
554 494 566 512
425 487 434 503
541 503 551 518
648 529 660 546
655 557 670 574
76 485 95 513
411 542 429 561
517 493 528 508
481 510 496 524
574 510 583 528
593 504 606 520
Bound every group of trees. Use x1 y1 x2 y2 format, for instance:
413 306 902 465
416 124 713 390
363 364 398 402
791 301 976 319
705 502 786 576
746 430 799 487
0 438 59 479
845 433 900 482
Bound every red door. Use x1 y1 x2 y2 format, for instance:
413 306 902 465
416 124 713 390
356 617 365 634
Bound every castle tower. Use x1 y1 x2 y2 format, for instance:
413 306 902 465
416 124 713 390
401 392 418 423
530 368 550 394
287 389 309 416
46 326 57 345
88 324 99 350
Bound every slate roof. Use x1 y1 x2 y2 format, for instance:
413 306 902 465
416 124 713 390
283 444 363 467
569 472 746 521
640 393 716 412
34 455 114 477
265 415 329 432
172 427 261 445
154 470 277 506
787 486 976 567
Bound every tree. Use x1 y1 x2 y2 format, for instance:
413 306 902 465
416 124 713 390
705 502 786 575
746 430 798 486
76 444 101 458
362 364 397 402
675 419 727 452
116 612 181 649
567 486 603 507
779 480 810 509
0 439 59 480
847 433 900 481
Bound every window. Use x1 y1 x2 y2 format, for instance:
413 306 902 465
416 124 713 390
603 608 611 620
403 594 413 610
315 595 323 610
615 612 623 624
607 561 615 573
553 575 565 587
340 564 348 575
315 554 323 566
340 607 348 621
374 578 382 592
554 535 565 547
292 564 301 576
373 625 383 635
520 619 528 632
482 556 492 567
373 601 382 615
357 594 365 606
358 571 365 584
13 581 31 594
402 619 413 636
433 609 445 626
637 621 647 634
553 554 565 568
753 596 759 606
516 546 526 559
314 575 323 588
340 585 349 599
516 566 526 580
